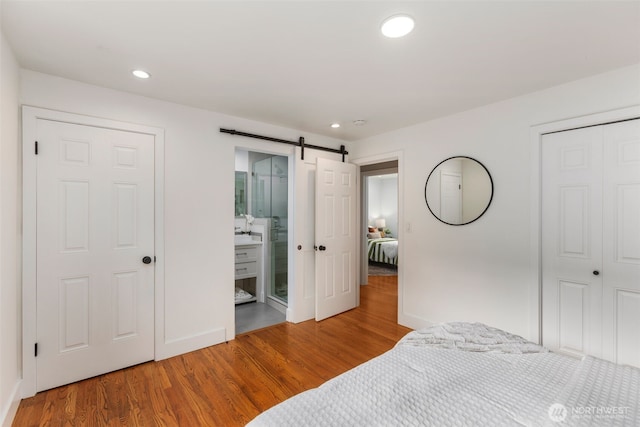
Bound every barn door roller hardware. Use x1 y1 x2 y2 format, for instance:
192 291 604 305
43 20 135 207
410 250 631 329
220 128 348 162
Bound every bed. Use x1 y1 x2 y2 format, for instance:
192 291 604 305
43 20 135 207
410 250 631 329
247 322 639 426
367 237 398 266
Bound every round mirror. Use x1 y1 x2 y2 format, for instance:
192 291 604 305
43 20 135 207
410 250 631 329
424 156 493 225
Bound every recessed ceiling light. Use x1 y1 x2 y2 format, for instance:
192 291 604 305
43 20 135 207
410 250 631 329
132 69 151 79
381 14 415 38
353 119 367 126
331 123 341 128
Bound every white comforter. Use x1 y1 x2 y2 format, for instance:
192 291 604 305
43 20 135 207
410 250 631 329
247 323 639 427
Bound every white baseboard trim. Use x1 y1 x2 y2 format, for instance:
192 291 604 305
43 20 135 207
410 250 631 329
1 380 22 427
398 312 435 331
156 327 227 361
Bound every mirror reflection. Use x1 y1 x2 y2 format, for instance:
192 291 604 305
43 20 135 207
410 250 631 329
424 156 493 225
235 171 247 217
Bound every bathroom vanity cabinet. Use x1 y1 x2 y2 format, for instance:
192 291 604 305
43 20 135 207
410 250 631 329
234 240 262 304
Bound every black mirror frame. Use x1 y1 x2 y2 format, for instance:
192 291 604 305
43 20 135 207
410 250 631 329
424 156 494 226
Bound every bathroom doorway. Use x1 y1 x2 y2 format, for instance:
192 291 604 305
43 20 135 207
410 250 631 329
235 149 288 334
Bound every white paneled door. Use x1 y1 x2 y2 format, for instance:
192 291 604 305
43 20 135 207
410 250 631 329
542 119 640 368
601 120 640 367
315 157 357 321
36 119 155 391
542 126 604 359
292 147 318 322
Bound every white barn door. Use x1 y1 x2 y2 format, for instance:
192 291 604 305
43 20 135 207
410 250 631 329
315 157 357 321
292 148 318 322
542 119 640 367
36 119 155 391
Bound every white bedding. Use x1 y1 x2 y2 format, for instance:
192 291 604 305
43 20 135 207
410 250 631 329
247 322 639 427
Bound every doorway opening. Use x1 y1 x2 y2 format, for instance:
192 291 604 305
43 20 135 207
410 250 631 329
361 161 399 282
235 149 287 334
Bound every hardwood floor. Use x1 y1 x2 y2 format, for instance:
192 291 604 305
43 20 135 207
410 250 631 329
13 276 410 426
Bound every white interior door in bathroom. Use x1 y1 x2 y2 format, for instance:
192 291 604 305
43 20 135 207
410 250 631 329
315 157 358 321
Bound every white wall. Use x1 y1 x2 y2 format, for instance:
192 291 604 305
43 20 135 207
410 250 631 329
349 64 640 341
234 149 248 172
19 70 347 362
0 27 22 426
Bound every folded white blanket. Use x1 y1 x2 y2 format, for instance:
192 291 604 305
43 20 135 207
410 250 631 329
235 287 253 301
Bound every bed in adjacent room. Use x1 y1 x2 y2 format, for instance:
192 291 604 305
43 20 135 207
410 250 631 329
247 322 639 426
367 233 398 266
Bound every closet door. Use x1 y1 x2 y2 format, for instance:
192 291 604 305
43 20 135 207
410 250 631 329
601 120 640 367
542 126 603 359
542 118 640 368
35 119 155 391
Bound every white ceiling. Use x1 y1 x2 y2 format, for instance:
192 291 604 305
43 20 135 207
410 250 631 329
3 1 640 141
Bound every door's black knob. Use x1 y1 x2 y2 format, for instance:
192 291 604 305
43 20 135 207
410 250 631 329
319 245 326 251
297 245 302 250
593 270 600 276
142 256 152 264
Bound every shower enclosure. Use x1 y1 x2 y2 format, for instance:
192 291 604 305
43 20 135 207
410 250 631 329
251 155 288 305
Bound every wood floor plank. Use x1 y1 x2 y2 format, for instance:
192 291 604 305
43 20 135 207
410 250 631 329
13 277 409 426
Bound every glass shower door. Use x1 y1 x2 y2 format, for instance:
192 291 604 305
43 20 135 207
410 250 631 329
271 225 288 303
252 156 288 305
269 156 288 304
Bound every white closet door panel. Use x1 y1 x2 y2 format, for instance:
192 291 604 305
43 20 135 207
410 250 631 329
602 119 640 367
615 184 640 262
559 186 589 257
113 271 140 340
113 183 138 249
558 280 590 356
59 180 90 252
615 289 640 367
36 119 155 391
542 127 603 358
59 275 90 351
